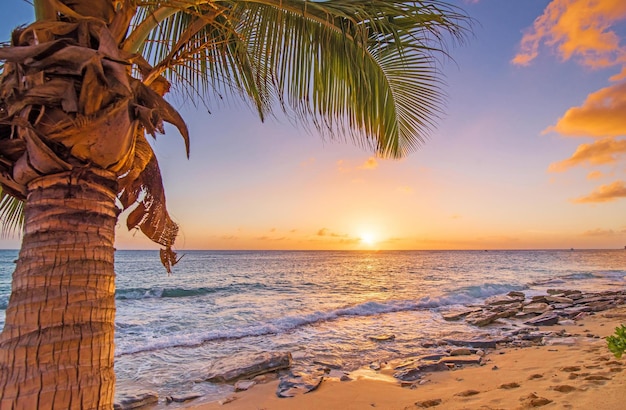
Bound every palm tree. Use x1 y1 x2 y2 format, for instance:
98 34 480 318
0 0 470 408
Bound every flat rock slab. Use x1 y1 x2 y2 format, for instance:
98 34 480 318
206 351 292 383
277 372 324 398
443 309 480 321
444 338 508 349
439 355 482 365
234 380 256 391
523 302 550 313
485 295 524 306
465 312 499 327
525 312 559 326
545 295 574 304
114 392 158 410
394 362 449 381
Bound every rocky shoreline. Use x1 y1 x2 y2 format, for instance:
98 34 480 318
114 288 626 409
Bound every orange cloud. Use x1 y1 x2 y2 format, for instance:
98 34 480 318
581 228 626 236
549 138 626 171
317 228 329 236
544 82 626 137
587 170 604 180
359 157 379 170
513 0 626 71
572 180 626 203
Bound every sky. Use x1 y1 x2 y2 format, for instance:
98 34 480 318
1 0 625 251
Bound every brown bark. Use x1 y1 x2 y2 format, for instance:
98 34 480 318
0 168 119 409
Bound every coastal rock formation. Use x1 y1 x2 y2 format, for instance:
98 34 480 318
276 370 325 397
205 351 292 383
113 392 158 410
444 290 626 329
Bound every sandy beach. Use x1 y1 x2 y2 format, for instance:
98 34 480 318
192 306 626 410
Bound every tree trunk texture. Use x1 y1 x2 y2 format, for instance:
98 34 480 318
0 168 119 409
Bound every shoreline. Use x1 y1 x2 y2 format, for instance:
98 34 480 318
188 306 626 410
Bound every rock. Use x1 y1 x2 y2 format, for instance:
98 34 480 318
507 291 526 298
499 382 520 389
114 392 158 410
205 352 292 383
515 311 539 319
393 363 449 381
519 332 549 341
574 296 610 305
542 337 578 346
485 295 524 306
234 380 256 391
442 309 480 321
276 371 324 397
439 355 482 366
444 337 507 349
415 398 442 408
465 311 499 327
368 334 395 342
369 361 382 371
449 348 472 356
494 308 521 319
561 306 592 318
558 319 576 326
546 295 574 304
589 301 612 312
165 394 203 404
523 302 550 314
524 312 559 326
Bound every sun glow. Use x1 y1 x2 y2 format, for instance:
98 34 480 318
360 233 377 246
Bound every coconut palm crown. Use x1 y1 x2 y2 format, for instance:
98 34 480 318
0 0 470 408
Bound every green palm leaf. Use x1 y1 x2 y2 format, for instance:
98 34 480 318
0 190 24 237
129 0 470 157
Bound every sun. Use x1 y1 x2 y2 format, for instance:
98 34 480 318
360 233 377 246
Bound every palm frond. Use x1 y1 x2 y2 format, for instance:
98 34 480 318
0 190 24 237
128 0 471 158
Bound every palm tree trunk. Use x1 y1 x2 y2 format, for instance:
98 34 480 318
0 168 119 409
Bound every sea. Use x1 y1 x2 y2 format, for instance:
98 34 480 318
0 249 625 406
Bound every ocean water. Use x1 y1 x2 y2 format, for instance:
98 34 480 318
1 249 625 406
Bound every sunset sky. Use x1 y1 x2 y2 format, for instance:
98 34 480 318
1 0 625 251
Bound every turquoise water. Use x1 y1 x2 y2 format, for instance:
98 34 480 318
1 249 625 405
